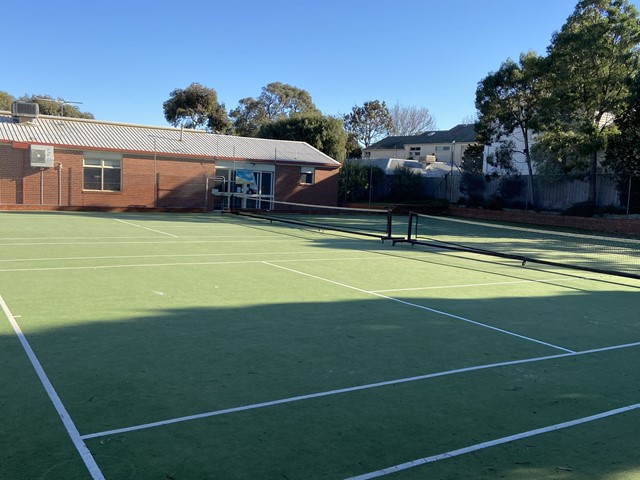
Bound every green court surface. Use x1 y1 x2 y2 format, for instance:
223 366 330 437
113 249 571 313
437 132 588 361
1 211 639 480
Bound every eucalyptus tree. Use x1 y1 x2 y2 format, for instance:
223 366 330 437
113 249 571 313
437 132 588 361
541 0 640 204
475 51 547 204
230 82 319 136
343 100 393 148
163 83 230 133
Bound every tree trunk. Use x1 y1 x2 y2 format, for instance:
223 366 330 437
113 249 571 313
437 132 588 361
588 150 598 205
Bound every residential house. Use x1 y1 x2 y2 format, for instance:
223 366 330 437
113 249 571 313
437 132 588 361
362 124 477 168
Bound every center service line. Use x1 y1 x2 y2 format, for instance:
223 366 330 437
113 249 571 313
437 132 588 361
262 261 575 353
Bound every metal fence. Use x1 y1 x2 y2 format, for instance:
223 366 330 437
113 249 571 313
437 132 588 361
369 173 640 213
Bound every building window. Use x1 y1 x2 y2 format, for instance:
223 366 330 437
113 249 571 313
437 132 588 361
435 146 450 152
83 156 122 191
409 147 421 158
300 166 314 185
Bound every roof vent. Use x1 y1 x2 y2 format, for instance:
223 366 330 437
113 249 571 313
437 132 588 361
11 101 39 120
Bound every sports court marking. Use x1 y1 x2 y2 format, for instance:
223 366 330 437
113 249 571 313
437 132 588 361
369 276 586 293
262 261 575 353
0 256 387 273
0 294 105 480
114 218 179 237
0 238 291 247
344 402 640 480
79 341 640 440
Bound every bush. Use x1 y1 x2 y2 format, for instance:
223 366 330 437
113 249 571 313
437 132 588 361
563 202 596 217
483 195 505 210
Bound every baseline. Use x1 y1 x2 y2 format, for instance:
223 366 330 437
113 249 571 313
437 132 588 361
0 294 105 480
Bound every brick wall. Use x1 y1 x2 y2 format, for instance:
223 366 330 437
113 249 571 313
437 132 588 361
275 165 339 206
1 144 341 209
448 206 640 236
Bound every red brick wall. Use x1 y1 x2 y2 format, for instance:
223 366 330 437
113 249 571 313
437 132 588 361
0 144 216 208
1 144 340 209
275 164 340 206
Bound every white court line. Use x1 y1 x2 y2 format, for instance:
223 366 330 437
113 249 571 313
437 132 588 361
0 238 290 247
0 250 343 264
114 218 178 237
80 341 640 440
262 262 575 353
370 277 586 293
0 294 105 480
345 402 640 480
0 256 386 273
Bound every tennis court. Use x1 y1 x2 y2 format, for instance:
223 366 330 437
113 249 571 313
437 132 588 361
1 210 639 480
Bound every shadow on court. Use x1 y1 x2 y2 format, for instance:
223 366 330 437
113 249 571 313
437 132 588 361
2 287 640 480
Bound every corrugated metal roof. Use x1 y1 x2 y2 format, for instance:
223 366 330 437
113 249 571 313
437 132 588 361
0 113 341 166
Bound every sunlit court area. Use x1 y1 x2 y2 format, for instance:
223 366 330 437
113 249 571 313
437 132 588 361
1 210 639 480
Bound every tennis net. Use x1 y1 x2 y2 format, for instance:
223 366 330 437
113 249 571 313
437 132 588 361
232 199 396 240
399 212 640 280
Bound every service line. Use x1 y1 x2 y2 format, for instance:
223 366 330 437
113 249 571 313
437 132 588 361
80 341 640 441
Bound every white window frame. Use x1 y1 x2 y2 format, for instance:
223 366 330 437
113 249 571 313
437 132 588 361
83 153 122 191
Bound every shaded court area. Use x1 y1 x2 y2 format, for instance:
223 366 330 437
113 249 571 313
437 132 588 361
0 211 639 480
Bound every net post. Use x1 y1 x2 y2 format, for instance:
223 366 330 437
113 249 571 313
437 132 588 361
386 209 393 239
407 212 415 241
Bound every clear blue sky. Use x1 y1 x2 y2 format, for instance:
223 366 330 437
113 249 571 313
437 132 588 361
5 0 638 130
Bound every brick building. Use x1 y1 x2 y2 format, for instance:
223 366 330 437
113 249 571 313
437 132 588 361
0 104 341 211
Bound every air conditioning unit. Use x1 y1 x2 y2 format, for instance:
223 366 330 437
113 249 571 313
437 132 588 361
30 145 54 168
12 101 39 118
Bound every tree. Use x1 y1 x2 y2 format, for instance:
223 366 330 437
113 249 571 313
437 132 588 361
257 113 347 161
163 83 230 133
230 82 318 136
475 51 547 205
343 100 393 148
19 94 94 118
605 75 640 210
459 143 487 204
339 161 385 203
541 0 640 204
0 91 14 111
389 102 436 135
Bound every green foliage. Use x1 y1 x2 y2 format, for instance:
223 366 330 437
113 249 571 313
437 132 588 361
459 143 486 199
605 75 640 180
18 94 94 118
497 175 526 200
530 138 590 179
542 0 640 202
338 161 385 203
485 140 520 176
230 82 318 136
0 91 14 111
257 114 347 161
163 83 230 133
390 165 423 201
343 100 393 148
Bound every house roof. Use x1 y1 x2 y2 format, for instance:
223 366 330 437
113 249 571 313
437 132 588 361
367 124 477 150
0 112 341 167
